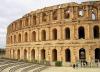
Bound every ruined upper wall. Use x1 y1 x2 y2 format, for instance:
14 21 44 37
7 1 100 34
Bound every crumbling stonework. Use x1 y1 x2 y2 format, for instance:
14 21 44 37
6 1 100 66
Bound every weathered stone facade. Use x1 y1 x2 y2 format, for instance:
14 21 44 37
6 1 100 66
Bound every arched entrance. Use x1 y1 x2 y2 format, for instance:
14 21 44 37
95 48 100 62
18 34 21 42
25 32 28 42
32 31 36 41
41 49 45 60
93 26 99 39
79 48 86 61
31 49 35 60
65 49 71 62
52 49 57 61
41 30 46 41
24 49 27 60
52 29 57 40
65 28 70 39
78 27 85 39
17 49 20 59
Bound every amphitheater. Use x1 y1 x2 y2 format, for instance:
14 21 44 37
6 1 100 67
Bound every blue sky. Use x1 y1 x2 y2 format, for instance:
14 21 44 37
0 0 95 48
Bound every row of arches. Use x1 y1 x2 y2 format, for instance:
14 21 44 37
9 25 100 43
14 48 100 62
10 6 98 32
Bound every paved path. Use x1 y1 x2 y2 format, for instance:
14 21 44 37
41 67 100 72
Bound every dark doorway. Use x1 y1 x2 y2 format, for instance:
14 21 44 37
24 49 27 60
41 49 46 60
79 48 86 61
31 49 35 60
93 26 99 39
95 48 100 62
65 49 71 62
78 27 85 39
17 49 20 59
52 29 57 40
41 30 46 41
52 49 57 61
65 28 70 39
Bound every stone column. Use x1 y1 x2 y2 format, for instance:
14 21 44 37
86 46 91 63
84 6 90 20
57 8 62 20
98 7 100 20
71 47 76 64
57 47 62 61
71 6 78 19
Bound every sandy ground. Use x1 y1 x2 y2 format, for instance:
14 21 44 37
41 67 100 72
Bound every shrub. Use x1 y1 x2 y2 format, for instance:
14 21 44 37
55 61 62 66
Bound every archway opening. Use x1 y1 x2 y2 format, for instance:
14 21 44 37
17 49 20 59
64 9 70 19
24 49 27 60
93 26 99 39
65 28 70 39
14 35 16 43
78 27 85 39
92 13 96 20
18 34 21 42
52 49 57 61
65 49 71 62
52 10 57 20
41 30 46 41
95 48 100 62
25 32 28 42
41 49 45 60
32 31 36 41
31 49 35 60
79 48 86 61
52 29 57 40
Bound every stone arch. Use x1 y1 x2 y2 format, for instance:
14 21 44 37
25 32 28 42
42 12 47 22
52 49 57 61
91 8 97 20
19 20 22 29
65 27 70 39
78 26 85 39
24 49 27 60
33 15 36 25
64 8 70 19
93 25 99 39
41 49 46 60
52 10 57 20
92 12 96 20
65 49 71 62
32 31 36 41
11 36 12 43
95 48 100 62
31 49 35 60
25 18 29 26
18 34 21 42
79 48 86 61
14 35 16 43
41 30 46 41
52 28 57 40
78 9 83 17
17 49 20 59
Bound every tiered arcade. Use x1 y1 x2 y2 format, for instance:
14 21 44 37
6 1 100 66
